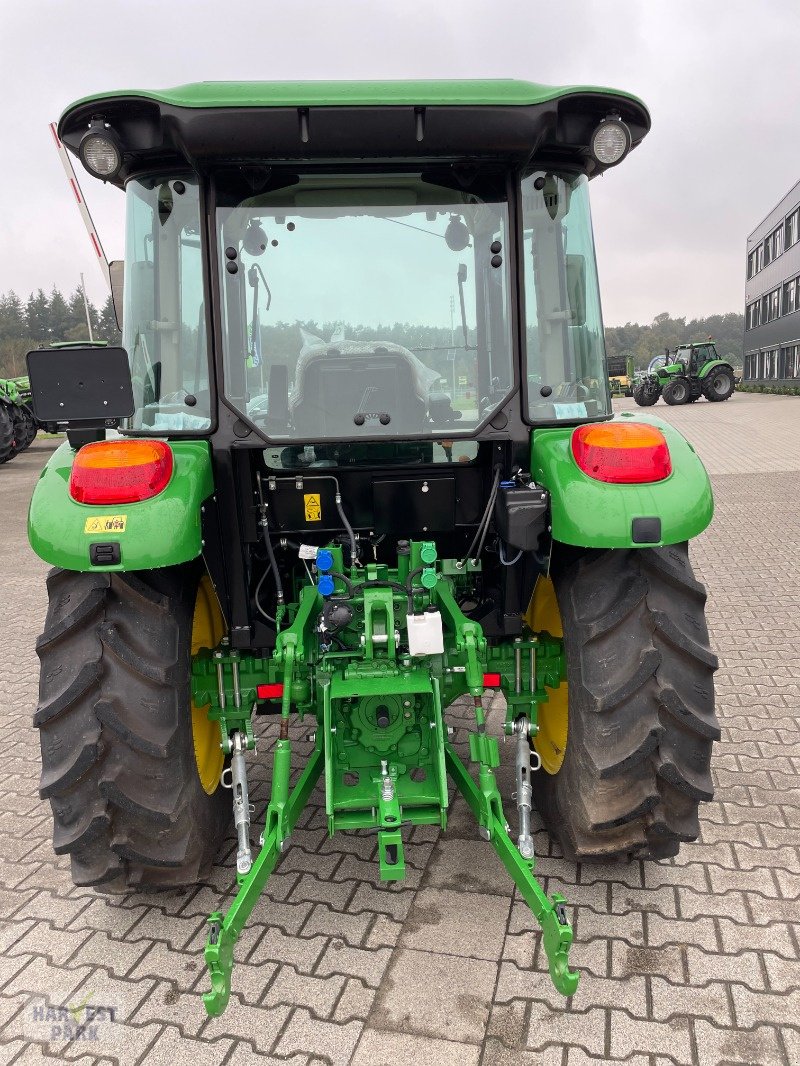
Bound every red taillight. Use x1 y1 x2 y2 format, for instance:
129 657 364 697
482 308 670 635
69 440 173 504
257 683 284 700
571 423 672 484
483 673 502 688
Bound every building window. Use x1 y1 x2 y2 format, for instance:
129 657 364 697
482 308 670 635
786 209 799 249
757 244 764 272
747 300 761 330
748 249 758 279
772 226 784 260
761 288 781 323
783 343 800 378
785 278 797 315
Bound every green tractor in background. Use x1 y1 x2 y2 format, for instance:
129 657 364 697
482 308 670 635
27 80 719 1016
632 341 735 406
0 376 37 463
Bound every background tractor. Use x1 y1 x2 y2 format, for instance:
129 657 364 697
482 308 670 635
0 377 37 463
27 80 718 1016
632 341 735 406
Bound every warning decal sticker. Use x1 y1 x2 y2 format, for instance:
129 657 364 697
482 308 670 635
84 515 127 534
303 494 322 522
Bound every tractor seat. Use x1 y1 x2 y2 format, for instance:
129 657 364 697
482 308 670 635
290 341 430 437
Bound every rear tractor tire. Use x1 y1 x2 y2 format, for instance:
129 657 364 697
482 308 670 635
0 404 13 463
529 544 719 861
703 366 735 402
661 377 690 406
8 406 27 458
35 565 230 891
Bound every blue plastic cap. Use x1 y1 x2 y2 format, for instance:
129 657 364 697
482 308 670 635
317 574 335 597
316 549 334 573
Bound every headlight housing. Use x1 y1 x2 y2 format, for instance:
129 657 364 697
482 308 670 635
590 115 632 168
78 122 123 179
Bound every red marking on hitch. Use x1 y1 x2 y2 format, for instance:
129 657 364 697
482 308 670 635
483 673 502 688
257 683 284 700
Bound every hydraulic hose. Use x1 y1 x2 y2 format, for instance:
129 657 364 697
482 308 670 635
256 471 284 607
498 541 523 566
335 492 358 568
254 564 275 624
464 466 501 561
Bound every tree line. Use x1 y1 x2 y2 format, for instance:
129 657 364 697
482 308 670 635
0 288 121 378
606 311 744 370
0 286 744 380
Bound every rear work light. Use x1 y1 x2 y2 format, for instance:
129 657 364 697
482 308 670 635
571 423 672 484
69 440 173 504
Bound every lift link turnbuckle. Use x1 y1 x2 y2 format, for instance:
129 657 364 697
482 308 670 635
230 731 253 877
512 715 540 860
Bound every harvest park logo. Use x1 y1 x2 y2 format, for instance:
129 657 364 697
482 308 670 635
25 994 121 1045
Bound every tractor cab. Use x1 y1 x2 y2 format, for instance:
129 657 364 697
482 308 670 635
675 342 717 375
27 81 719 1019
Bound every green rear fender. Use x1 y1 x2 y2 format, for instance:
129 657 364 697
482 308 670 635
28 440 214 572
698 359 733 379
532 413 713 548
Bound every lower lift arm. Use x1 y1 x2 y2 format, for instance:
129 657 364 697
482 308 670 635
204 739 324 1017
444 741 578 996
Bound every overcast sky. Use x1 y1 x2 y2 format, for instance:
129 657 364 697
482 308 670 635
2 0 798 325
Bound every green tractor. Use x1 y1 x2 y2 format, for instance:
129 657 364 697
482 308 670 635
632 341 735 406
27 80 718 1016
0 376 37 462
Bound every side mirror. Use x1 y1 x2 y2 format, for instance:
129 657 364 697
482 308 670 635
566 254 586 327
109 260 124 331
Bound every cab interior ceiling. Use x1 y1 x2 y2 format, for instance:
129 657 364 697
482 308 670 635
58 95 649 187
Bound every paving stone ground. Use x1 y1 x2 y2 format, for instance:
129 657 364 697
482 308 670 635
0 392 798 1065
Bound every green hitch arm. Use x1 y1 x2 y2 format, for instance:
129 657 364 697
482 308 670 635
263 738 292 848
433 580 486 695
203 741 324 1017
444 742 579 997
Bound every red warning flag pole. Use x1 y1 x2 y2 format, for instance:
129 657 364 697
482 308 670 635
49 121 111 292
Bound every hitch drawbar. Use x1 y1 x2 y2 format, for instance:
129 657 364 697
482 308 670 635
197 545 579 1016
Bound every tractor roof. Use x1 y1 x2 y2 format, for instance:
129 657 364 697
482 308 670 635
58 79 650 189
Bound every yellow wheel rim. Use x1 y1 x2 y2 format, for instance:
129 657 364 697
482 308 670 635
525 575 569 775
191 575 226 795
